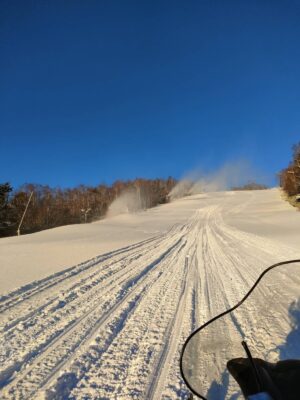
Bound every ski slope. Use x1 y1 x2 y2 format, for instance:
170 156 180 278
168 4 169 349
0 189 299 399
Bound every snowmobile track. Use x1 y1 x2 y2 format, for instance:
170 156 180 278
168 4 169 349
1 197 299 400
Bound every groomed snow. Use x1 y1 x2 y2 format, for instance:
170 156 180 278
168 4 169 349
0 188 299 399
1 188 298 295
0 193 201 294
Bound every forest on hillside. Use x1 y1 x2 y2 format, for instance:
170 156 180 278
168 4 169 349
0 177 177 237
279 142 300 197
2 141 297 240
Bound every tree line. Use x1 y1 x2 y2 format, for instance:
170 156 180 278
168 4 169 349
231 182 268 191
279 142 300 196
0 177 177 237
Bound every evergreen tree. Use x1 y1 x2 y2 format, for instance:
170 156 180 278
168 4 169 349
0 182 12 209
0 182 14 231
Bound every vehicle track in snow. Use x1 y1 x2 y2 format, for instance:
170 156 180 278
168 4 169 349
0 226 187 398
0 198 299 399
0 236 159 309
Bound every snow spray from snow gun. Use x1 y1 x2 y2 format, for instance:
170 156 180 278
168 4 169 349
180 259 300 400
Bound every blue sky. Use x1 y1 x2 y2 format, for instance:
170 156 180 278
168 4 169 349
1 0 300 188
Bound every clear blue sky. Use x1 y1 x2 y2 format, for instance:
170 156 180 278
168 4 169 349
1 0 300 188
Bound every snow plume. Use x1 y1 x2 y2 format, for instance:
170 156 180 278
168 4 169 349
169 161 262 200
167 179 194 201
107 189 142 217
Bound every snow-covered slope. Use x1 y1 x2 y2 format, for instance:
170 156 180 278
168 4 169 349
0 188 299 399
0 193 200 294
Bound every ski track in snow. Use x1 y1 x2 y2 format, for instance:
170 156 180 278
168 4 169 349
0 197 299 400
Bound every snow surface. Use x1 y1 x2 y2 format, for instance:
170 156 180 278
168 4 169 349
0 188 299 399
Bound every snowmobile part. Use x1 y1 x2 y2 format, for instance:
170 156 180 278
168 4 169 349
180 259 300 399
